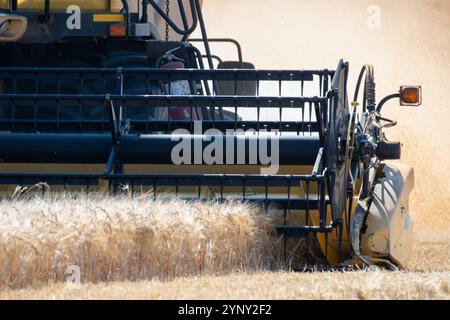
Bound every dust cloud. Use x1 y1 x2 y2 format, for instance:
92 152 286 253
193 0 450 242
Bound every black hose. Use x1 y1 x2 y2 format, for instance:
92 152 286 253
354 66 366 102
353 65 376 112
353 65 376 200
121 0 130 36
365 67 376 112
376 93 400 113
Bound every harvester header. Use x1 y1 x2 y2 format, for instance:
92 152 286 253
0 0 421 270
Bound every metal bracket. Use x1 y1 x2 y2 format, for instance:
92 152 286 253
103 95 129 175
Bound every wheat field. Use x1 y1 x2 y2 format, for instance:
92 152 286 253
0 0 449 299
2 271 448 300
0 195 284 290
0 195 448 299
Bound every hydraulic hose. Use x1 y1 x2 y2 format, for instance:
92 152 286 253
353 65 376 112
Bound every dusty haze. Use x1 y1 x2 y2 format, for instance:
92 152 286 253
193 0 450 242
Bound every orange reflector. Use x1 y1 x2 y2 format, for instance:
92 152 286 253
400 86 422 106
109 24 126 37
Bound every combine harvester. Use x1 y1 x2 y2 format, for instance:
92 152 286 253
0 0 422 269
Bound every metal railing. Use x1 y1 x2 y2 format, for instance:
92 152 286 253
0 67 333 135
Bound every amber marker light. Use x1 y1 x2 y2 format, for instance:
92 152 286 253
109 24 127 37
400 86 422 106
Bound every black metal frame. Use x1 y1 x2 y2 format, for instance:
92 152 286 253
0 67 332 133
189 38 244 67
0 65 347 251
145 0 199 40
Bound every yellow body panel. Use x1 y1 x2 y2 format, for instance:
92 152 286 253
15 0 110 12
93 13 125 22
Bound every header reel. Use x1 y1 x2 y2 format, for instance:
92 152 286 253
325 61 352 223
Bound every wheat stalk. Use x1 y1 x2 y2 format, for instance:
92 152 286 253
0 194 284 290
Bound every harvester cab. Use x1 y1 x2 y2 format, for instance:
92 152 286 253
0 0 422 269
